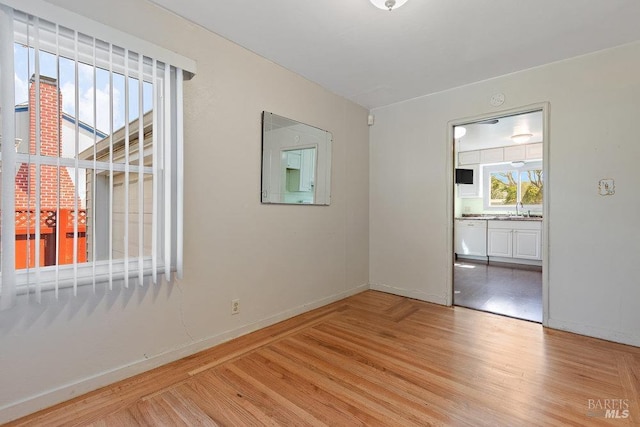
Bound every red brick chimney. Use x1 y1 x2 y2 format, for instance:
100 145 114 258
15 75 80 210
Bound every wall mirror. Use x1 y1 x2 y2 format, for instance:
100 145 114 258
261 112 332 205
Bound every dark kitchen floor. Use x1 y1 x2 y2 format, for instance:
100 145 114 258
454 260 542 323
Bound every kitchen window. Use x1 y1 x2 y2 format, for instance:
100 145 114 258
0 0 196 308
483 161 543 210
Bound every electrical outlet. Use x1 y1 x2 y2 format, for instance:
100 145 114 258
231 299 240 315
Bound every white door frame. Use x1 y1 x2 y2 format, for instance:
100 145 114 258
445 102 551 326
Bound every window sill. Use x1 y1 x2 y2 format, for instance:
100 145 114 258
8 258 171 296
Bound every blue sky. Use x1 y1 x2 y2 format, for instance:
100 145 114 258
14 43 153 134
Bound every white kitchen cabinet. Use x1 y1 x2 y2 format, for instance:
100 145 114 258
299 148 315 191
285 148 315 192
504 145 526 162
455 219 487 257
457 164 481 198
458 150 480 165
525 143 543 160
513 228 542 259
480 148 503 164
286 151 301 169
487 220 542 261
487 228 512 257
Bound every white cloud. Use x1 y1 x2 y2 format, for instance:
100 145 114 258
95 86 120 133
61 81 122 133
60 81 75 115
78 63 94 81
14 73 28 104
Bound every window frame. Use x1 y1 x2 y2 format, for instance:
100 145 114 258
0 0 195 305
482 161 543 211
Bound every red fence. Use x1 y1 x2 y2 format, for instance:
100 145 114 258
14 209 87 269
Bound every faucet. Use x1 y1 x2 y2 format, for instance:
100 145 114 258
515 201 523 216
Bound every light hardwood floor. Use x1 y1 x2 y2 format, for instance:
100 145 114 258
7 290 640 426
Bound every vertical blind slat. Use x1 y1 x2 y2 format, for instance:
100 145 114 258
92 35 97 293
54 21 61 299
138 55 144 286
72 29 79 296
163 64 171 281
151 60 158 285
176 69 183 280
123 49 130 288
34 17 42 301
108 43 114 291
0 5 17 310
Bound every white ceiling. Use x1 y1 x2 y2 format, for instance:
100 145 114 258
456 111 543 152
149 0 640 109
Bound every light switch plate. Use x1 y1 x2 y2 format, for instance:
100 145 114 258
598 179 615 196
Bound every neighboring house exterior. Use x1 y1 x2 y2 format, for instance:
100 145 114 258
79 110 153 262
6 75 107 268
13 75 109 210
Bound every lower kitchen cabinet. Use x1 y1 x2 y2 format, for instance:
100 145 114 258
487 220 542 261
487 228 512 258
513 228 542 259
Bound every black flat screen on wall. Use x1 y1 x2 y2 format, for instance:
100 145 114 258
455 168 474 184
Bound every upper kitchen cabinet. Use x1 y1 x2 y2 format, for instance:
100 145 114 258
480 148 504 163
457 164 481 198
504 145 526 161
526 143 543 160
458 150 480 165
459 143 542 165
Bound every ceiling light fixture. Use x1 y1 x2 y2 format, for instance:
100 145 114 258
369 0 409 11
454 126 467 139
511 133 533 144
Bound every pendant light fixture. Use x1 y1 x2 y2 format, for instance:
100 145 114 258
370 0 409 11
454 126 467 139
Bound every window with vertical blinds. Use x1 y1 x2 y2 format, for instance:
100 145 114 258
0 0 195 308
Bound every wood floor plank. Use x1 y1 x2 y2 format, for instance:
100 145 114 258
315 314 623 425
262 345 424 426
220 363 327 426
208 366 320 425
6 290 640 426
176 379 272 426
274 333 460 425
301 324 590 426
288 326 527 426
237 351 384 426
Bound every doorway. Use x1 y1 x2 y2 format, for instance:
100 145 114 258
451 108 547 323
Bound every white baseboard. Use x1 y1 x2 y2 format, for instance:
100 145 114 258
547 318 640 348
370 283 448 305
0 284 369 424
487 256 542 266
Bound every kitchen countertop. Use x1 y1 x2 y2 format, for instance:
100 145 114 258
457 215 543 221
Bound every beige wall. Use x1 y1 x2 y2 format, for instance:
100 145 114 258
0 0 369 422
370 42 640 347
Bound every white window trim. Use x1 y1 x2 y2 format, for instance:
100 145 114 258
482 161 543 211
15 258 164 295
